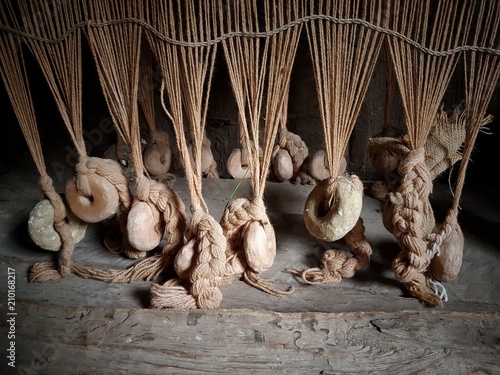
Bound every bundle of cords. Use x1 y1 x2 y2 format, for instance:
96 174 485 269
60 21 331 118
288 0 384 285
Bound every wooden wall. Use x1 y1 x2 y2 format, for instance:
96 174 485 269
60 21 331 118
0 34 498 184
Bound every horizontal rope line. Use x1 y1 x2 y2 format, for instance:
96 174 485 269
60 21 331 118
1 14 499 56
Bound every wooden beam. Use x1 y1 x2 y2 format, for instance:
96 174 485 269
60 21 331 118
2 300 498 374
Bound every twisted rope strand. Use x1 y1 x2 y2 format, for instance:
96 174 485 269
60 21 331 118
1 15 499 56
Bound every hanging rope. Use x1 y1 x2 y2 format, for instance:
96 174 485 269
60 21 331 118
290 0 384 285
16 0 134 272
144 0 232 310
0 1 76 281
16 1 133 267
271 94 311 183
218 0 304 297
33 0 189 285
387 0 475 307
2 0 500 308
428 1 500 287
84 0 187 263
138 44 176 185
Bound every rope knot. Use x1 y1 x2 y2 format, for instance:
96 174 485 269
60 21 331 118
389 191 404 205
249 197 267 221
75 156 95 197
135 175 152 201
278 129 288 148
323 250 347 272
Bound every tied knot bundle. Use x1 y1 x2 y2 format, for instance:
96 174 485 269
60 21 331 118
292 216 372 285
148 129 172 168
221 197 268 244
218 0 303 297
147 0 233 309
221 197 293 296
273 128 311 183
150 209 233 310
289 0 384 285
75 156 131 205
277 129 309 173
386 0 480 306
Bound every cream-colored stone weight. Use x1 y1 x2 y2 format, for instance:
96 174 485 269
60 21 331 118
174 237 197 280
65 174 120 223
227 148 251 179
303 176 363 242
243 221 276 273
28 199 87 251
126 201 163 252
272 149 293 181
144 143 172 177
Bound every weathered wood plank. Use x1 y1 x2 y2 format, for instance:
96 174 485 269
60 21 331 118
1 302 498 374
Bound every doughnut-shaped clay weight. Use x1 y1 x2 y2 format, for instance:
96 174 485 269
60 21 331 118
243 221 276 273
28 199 87 251
227 148 251 179
126 200 163 252
144 143 172 177
303 176 363 242
272 149 294 181
65 173 120 223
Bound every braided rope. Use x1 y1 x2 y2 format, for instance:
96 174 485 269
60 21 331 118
391 148 443 307
150 210 233 310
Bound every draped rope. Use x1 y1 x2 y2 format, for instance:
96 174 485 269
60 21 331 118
2 12 500 57
146 0 230 309
31 0 189 285
218 0 304 297
427 1 500 291
388 0 475 307
0 1 80 281
289 0 384 285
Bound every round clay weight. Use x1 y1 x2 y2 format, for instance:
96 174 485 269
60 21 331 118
126 200 164 252
65 173 120 223
144 143 172 177
243 221 276 273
